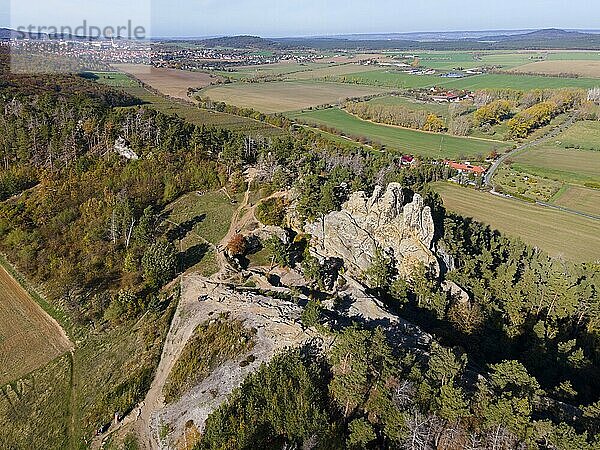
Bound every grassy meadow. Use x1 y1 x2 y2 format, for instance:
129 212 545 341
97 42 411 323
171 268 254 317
431 182 600 262
367 95 452 118
290 107 506 158
163 190 242 276
329 70 600 90
508 122 600 190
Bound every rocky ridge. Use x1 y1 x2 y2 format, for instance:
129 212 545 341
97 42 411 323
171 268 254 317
306 183 439 278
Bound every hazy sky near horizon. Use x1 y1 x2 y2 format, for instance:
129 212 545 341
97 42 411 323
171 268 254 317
3 0 600 37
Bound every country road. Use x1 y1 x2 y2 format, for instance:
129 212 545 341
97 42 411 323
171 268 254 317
480 110 599 221
484 111 580 188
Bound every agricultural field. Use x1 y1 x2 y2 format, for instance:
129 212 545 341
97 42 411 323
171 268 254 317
201 80 391 113
413 51 536 70
113 64 222 101
331 70 600 90
545 51 600 61
491 120 600 215
0 264 72 385
552 186 600 217
413 50 600 70
511 144 600 186
328 69 443 89
216 62 326 80
367 95 452 118
219 62 382 81
0 292 176 449
93 71 282 136
438 73 600 90
289 107 506 158
431 182 600 262
511 60 600 78
288 63 385 80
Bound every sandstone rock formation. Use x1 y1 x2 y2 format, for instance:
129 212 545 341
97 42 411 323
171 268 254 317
306 183 439 278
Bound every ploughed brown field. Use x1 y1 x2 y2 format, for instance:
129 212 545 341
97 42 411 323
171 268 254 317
0 266 73 384
113 64 222 101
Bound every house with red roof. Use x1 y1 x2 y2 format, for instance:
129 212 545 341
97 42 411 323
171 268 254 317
447 161 486 175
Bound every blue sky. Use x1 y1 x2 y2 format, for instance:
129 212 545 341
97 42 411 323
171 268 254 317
3 0 600 37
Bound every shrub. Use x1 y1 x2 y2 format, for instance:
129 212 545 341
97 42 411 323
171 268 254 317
255 197 287 227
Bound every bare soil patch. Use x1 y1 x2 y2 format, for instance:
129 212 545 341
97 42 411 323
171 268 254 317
0 266 73 385
202 81 391 113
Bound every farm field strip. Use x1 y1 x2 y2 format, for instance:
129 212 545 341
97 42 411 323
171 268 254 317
512 146 600 186
552 185 600 217
330 70 600 90
431 182 600 262
0 265 73 385
201 80 392 113
511 60 600 78
113 64 221 101
289 107 507 158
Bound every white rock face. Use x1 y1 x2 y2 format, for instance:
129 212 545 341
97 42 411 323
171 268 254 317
306 183 439 278
114 137 139 160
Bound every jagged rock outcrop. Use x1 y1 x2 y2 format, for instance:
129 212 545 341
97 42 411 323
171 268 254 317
114 137 139 160
306 183 439 278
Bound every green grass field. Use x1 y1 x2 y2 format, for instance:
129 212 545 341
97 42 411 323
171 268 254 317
166 190 240 245
431 182 600 262
367 95 452 118
438 73 600 90
289 107 506 158
555 121 600 152
329 70 442 89
331 70 600 90
413 51 536 70
511 145 600 186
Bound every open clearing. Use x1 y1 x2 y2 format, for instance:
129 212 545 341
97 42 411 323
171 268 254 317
113 64 222 101
511 60 600 78
553 186 600 217
554 120 600 152
0 265 72 385
290 107 506 158
201 81 391 113
431 182 600 262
